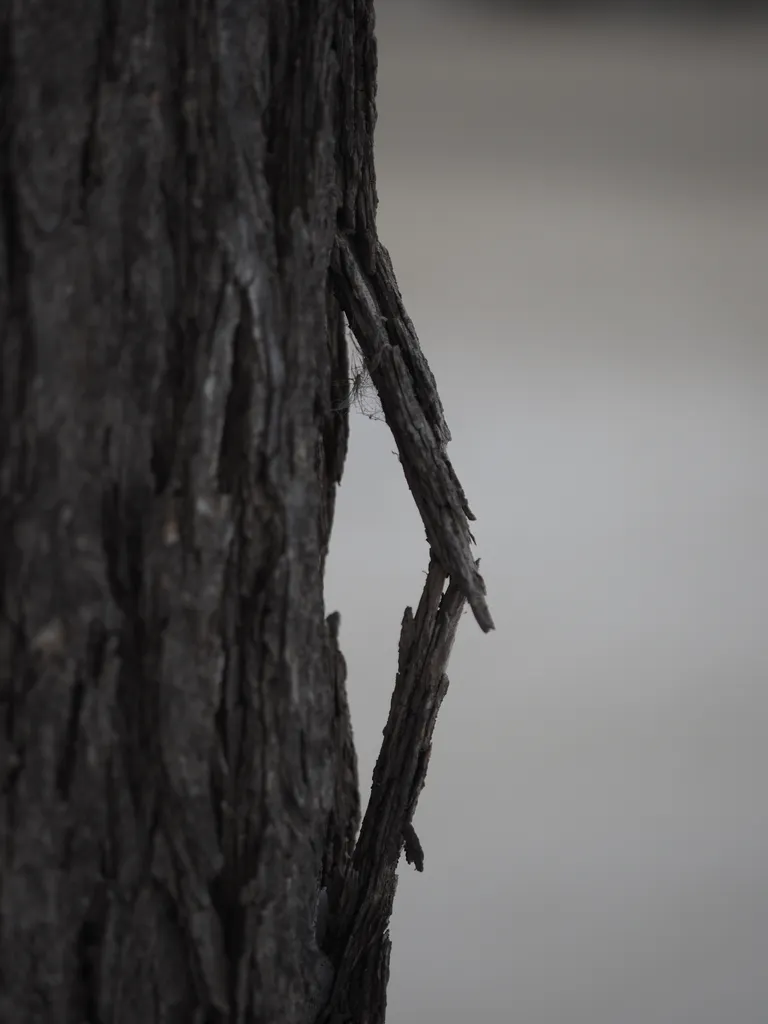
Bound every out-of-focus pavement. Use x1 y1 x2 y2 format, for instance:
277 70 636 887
325 5 768 1022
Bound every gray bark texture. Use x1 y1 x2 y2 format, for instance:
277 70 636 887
0 2 491 1023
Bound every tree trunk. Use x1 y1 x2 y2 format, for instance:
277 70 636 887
0 3 490 1023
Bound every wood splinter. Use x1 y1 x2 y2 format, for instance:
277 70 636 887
402 822 424 873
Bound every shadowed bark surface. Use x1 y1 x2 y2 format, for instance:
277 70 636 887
0 2 489 1023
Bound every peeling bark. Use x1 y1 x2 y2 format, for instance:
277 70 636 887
0 3 490 1023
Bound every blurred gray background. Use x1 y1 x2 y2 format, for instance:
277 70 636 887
325 3 768 1022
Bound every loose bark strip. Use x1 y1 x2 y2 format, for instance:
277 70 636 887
331 233 494 634
318 558 471 1024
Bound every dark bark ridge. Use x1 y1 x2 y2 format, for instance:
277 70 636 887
0 2 490 1024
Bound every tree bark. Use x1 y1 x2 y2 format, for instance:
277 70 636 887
0 3 490 1023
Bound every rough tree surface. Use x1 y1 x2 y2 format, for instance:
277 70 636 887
0 3 490 1023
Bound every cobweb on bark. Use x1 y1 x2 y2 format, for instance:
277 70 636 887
334 315 384 422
